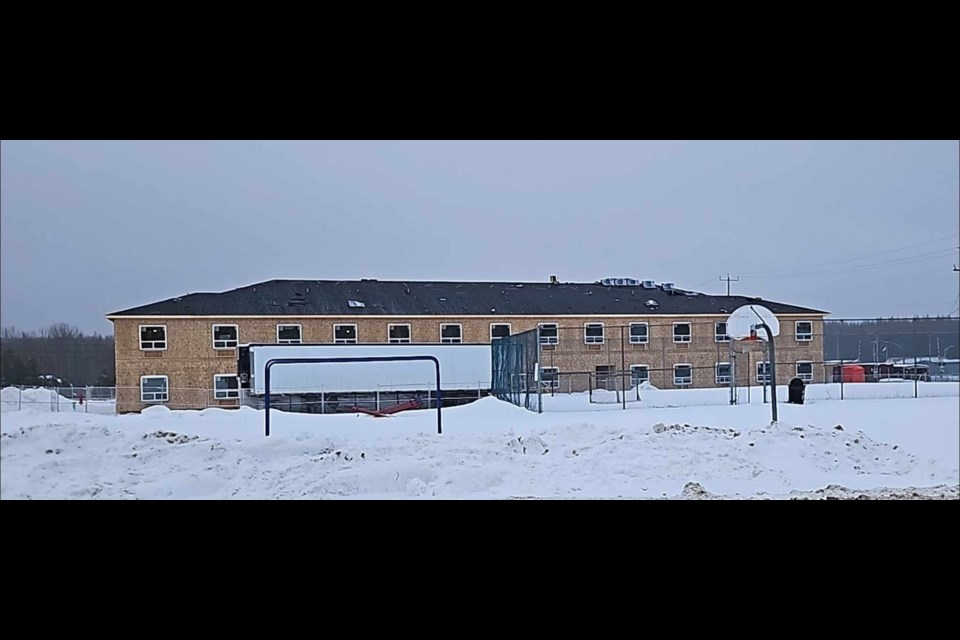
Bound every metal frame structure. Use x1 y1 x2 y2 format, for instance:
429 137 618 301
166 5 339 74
263 355 442 436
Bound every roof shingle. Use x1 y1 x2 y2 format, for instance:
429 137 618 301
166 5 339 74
107 279 828 317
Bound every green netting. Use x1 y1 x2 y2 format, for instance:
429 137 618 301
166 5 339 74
491 328 542 412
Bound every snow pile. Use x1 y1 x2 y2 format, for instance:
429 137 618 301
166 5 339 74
1 386 115 415
1 393 957 499
541 380 960 411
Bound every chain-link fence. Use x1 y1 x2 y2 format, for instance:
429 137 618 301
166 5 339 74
492 328 541 412
492 318 959 413
0 384 488 415
1 385 118 414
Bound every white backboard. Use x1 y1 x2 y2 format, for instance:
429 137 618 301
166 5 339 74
726 304 780 341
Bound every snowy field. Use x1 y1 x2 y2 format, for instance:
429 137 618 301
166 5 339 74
545 380 960 411
1 385 957 499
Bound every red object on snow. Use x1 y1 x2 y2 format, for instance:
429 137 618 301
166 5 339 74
841 365 865 383
78 393 84 405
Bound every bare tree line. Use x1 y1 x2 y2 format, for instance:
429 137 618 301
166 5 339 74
1 324 114 387
823 317 960 361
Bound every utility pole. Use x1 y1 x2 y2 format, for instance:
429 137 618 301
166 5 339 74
719 274 740 296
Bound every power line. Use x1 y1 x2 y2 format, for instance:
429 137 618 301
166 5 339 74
742 248 957 279
740 233 959 278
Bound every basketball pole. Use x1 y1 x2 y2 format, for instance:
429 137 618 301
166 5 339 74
750 311 778 424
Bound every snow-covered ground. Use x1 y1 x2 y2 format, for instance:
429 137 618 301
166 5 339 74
1 386 957 499
1 387 116 415
545 380 960 411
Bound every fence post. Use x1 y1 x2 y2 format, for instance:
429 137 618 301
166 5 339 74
840 358 844 400
620 325 627 411
18 387 22 411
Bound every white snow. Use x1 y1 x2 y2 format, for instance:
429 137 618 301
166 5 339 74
1 385 957 499
2 387 116 415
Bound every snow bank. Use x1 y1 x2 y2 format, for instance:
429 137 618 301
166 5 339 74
1 392 956 500
541 381 960 411
1 386 115 415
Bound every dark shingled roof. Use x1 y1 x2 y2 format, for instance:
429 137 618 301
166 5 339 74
107 279 828 318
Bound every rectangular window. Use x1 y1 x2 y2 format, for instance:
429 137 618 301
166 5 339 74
757 362 772 383
673 323 692 343
388 324 411 344
140 325 167 351
716 362 732 384
584 323 604 344
715 322 730 342
277 324 302 344
796 361 813 383
630 364 649 387
334 324 357 343
595 365 615 389
213 324 238 349
629 323 649 344
796 321 813 341
140 375 168 403
674 364 693 386
440 324 462 343
490 323 511 340
541 366 559 390
214 374 240 399
538 323 559 345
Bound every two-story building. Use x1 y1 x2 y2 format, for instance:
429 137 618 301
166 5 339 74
107 277 828 413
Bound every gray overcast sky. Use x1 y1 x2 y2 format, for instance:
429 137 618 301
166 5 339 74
2 140 958 334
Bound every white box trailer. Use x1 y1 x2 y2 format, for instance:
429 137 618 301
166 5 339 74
240 343 491 396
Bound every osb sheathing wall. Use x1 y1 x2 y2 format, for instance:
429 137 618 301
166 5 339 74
112 315 825 412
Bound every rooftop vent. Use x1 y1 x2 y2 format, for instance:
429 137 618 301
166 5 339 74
549 275 558 284
601 277 640 287
661 282 675 292
641 280 655 289
347 300 366 308
645 299 659 308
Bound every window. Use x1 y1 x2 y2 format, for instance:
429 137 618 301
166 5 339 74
673 323 692 343
757 362 772 383
335 324 357 344
674 364 693 386
629 323 649 344
213 324 238 349
140 375 168 403
388 324 411 344
796 361 813 383
540 366 559 390
440 324 462 343
490 323 511 340
715 322 730 342
214 374 240 399
140 325 167 350
716 362 732 384
277 324 302 344
630 365 649 387
796 321 813 341
538 323 558 345
595 365 615 390
584 323 604 344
